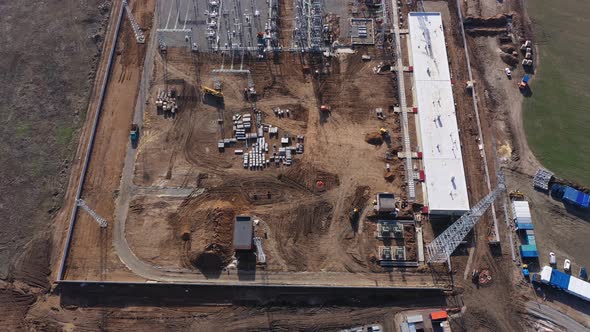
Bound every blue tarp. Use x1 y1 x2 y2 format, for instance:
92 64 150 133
522 75 530 83
550 269 571 289
563 187 590 208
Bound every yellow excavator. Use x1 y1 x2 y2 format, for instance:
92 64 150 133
509 190 525 201
202 85 223 98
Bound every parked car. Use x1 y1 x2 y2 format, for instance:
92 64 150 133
564 259 571 272
504 67 512 78
549 252 556 265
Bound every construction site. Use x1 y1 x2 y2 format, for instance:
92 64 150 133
60 0 451 288
3 0 587 330
56 0 544 288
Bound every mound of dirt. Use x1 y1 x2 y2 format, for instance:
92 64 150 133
500 44 517 54
500 53 519 66
365 132 383 145
178 197 239 271
463 13 512 28
189 243 230 270
384 171 395 182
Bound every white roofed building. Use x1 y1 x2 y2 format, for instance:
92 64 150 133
408 12 469 215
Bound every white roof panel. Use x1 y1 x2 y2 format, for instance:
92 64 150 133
567 276 590 302
409 12 469 214
513 201 532 218
540 266 552 283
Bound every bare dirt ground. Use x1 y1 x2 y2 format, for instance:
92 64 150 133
120 47 417 276
63 0 156 281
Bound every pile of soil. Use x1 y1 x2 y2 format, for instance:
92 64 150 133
463 13 512 28
365 132 383 145
500 44 517 54
463 13 513 36
500 53 519 66
178 197 239 271
384 171 395 182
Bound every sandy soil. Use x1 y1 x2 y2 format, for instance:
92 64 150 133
63 0 156 281
119 47 416 276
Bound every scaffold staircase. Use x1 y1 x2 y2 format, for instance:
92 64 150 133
426 171 506 264
76 199 108 228
123 0 146 44
254 237 266 264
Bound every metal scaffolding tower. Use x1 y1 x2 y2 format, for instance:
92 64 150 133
76 199 108 228
254 237 266 264
426 172 506 264
123 0 146 43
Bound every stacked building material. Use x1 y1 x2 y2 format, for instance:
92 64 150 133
155 89 179 114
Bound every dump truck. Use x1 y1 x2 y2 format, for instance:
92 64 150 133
130 124 139 143
202 85 223 98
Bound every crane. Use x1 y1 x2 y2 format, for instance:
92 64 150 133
426 171 506 266
76 199 108 228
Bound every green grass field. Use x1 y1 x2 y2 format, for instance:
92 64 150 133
524 0 590 187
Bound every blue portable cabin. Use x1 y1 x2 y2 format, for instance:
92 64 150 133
525 230 536 245
562 186 590 209
520 244 539 258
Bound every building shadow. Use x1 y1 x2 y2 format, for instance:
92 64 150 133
236 252 257 281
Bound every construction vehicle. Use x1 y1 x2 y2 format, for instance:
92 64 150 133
509 190 525 200
202 85 223 98
130 124 139 143
518 75 530 90
320 105 331 113
379 128 389 136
